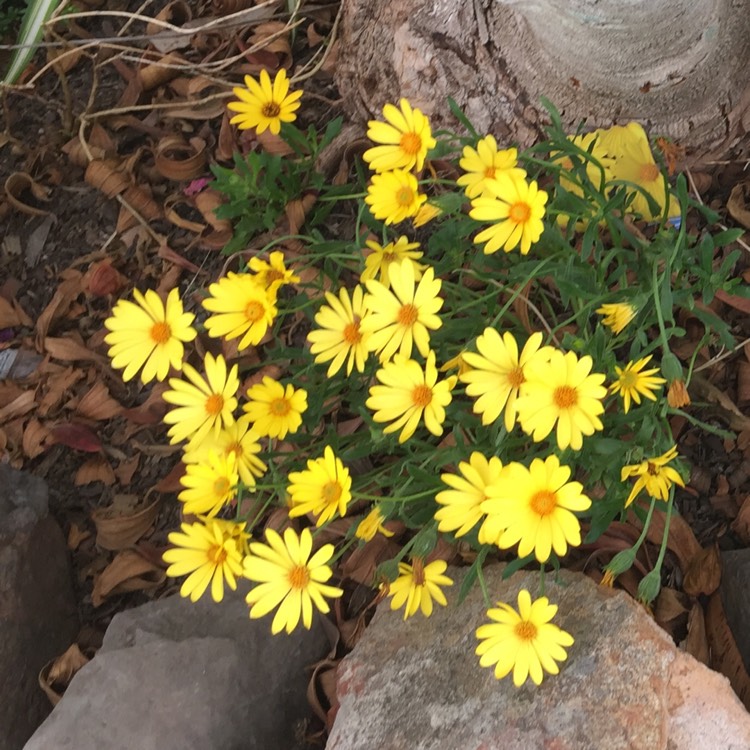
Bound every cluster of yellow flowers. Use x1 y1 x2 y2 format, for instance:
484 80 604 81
102 68 691 687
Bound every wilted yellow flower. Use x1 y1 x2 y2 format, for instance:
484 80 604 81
476 589 574 686
384 558 453 620
412 202 442 227
363 98 436 173
667 379 691 408
596 302 636 335
355 506 394 542
243 527 343 634
227 68 302 135
620 445 685 507
104 288 196 383
247 251 300 297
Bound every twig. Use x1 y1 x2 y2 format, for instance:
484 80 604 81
693 335 750 373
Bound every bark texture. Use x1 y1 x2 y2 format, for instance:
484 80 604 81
335 0 750 154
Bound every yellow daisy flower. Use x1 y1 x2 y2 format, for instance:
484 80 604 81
516 350 607 451
483 456 591 562
355 505 394 542
458 137 527 199
361 236 425 285
182 415 267 489
476 589 574 686
460 330 553 431
596 302 636 335
365 169 427 225
162 352 239 447
621 445 685 507
287 446 352 527
384 558 453 620
104 288 196 383
434 452 507 539
202 272 277 351
163 518 245 603
178 449 239 517
247 251 300 297
597 122 680 220
366 351 456 444
243 376 307 439
554 131 613 198
227 68 302 135
363 98 436 173
361 258 443 362
243 527 343 634
610 355 666 413
307 286 371 377
470 175 548 255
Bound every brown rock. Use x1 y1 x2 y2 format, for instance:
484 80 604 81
329 566 750 750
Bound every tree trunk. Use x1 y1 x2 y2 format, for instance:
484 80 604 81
334 0 750 156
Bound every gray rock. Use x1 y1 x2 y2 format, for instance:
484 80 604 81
329 566 750 750
25 587 330 750
720 548 750 671
0 464 79 750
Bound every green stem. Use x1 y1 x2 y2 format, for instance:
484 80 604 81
653 490 674 572
632 497 658 553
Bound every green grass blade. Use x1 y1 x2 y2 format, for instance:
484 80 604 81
3 0 62 85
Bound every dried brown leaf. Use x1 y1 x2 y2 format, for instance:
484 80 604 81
92 493 161 550
44 336 106 364
0 390 36 424
113 455 140 487
4 172 51 216
727 181 750 230
22 417 50 459
75 455 115 486
683 544 722 596
82 260 126 297
38 644 90 706
75 381 123 421
85 160 130 198
684 603 710 666
67 522 92 551
0 294 33 328
155 135 207 181
35 270 84 346
91 549 165 606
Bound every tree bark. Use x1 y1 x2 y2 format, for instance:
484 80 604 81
334 0 750 155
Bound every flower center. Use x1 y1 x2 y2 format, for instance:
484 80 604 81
205 393 225 416
382 251 397 262
411 384 433 408
342 321 362 345
398 303 419 327
227 441 243 459
288 564 310 589
553 385 578 409
530 489 558 516
620 370 638 388
208 544 228 566
484 166 496 179
213 477 230 497
400 131 423 156
269 397 291 416
514 620 538 641
647 461 659 476
509 201 531 223
262 101 281 118
245 300 265 323
639 163 660 181
150 321 172 344
412 558 426 586
507 365 525 389
322 481 342 504
266 269 284 283
396 187 415 207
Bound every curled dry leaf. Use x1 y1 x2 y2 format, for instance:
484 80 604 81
91 549 166 607
257 128 294 156
85 160 130 198
75 381 123 421
82 260 126 297
121 382 168 425
706 592 750 710
92 493 161 551
632 503 702 573
166 76 228 120
75 455 116 486
213 0 255 14
193 189 231 232
145 0 192 36
67 521 92 551
155 136 207 181
285 191 317 236
35 269 84 345
22 417 49 459
247 21 293 69
682 543 723 597
4 172 51 217
137 51 186 91
0 294 33 328
0 391 38 424
731 495 750 544
727 180 750 230
685 602 710 666
117 184 163 233
164 194 206 233
44 336 106 365
38 644 90 707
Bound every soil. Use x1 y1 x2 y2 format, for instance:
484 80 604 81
1 0 750 734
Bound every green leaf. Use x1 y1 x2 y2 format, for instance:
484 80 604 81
3 0 61 84
457 547 489 605
447 97 479 139
501 552 535 579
